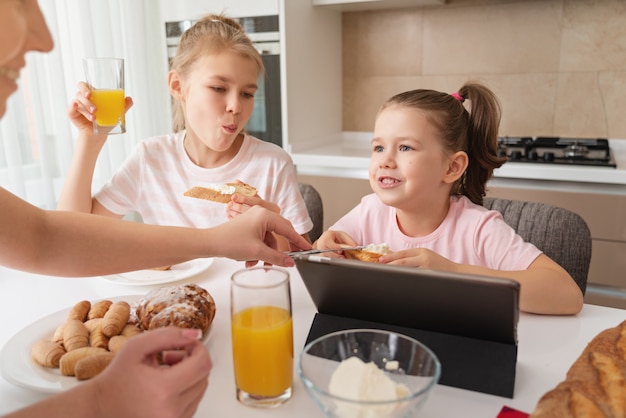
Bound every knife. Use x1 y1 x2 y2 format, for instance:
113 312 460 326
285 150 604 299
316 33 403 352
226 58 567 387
286 246 367 257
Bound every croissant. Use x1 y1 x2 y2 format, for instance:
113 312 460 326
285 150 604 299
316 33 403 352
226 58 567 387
31 340 66 368
88 299 113 320
59 346 108 376
75 352 115 380
107 335 128 354
120 323 143 337
88 320 110 349
67 300 91 322
101 301 130 337
63 319 89 352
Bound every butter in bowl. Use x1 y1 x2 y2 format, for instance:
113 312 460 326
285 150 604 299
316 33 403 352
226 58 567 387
297 329 441 417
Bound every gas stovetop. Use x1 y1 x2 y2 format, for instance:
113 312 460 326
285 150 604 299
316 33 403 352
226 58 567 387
497 136 616 168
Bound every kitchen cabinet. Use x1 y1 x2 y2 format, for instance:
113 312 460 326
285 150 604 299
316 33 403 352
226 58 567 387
280 2 343 153
485 184 626 309
158 0 278 22
313 0 445 11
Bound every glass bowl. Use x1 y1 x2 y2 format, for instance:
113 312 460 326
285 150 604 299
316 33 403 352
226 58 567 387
297 329 441 418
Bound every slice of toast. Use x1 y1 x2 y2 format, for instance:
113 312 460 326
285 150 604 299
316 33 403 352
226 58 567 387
343 243 390 263
184 183 257 204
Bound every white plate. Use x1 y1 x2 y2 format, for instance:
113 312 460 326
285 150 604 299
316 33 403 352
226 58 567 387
101 258 214 286
0 295 212 394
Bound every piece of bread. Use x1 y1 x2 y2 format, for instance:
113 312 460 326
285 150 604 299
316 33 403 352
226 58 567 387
529 319 626 418
129 283 216 335
343 243 390 263
184 183 257 204
150 265 171 271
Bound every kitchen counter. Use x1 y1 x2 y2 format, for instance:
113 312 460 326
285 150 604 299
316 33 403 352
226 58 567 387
290 132 626 194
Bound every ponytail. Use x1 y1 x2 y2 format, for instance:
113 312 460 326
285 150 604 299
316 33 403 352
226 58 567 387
455 83 505 205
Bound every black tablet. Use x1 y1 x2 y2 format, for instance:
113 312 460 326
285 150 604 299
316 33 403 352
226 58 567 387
294 255 520 345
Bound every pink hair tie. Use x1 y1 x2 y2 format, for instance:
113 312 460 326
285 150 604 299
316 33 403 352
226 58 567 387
451 92 465 102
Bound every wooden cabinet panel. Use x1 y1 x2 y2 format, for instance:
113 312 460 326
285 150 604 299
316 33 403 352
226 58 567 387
487 185 626 293
486 186 626 242
589 240 626 288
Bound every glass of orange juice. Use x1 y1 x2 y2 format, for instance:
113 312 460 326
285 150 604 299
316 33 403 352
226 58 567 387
83 58 125 135
231 267 293 408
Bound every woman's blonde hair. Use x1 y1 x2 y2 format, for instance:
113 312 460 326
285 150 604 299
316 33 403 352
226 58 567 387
169 14 265 132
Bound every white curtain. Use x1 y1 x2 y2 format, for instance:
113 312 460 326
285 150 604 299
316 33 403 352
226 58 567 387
0 0 172 209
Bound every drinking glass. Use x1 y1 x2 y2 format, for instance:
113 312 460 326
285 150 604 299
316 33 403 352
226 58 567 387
231 267 293 408
82 58 125 135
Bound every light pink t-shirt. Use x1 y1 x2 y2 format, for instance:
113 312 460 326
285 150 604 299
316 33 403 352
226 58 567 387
330 194 541 270
95 131 313 235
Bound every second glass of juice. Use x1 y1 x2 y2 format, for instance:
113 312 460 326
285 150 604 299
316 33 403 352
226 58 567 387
83 58 125 135
231 266 293 408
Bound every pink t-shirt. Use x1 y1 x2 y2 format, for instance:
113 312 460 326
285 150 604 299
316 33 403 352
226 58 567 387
330 194 541 271
94 131 313 235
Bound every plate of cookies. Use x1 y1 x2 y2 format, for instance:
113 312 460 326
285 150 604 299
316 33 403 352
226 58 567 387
0 284 216 393
101 257 214 286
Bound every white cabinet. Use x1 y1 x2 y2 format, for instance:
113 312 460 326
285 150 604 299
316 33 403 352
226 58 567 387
280 2 343 154
312 0 446 11
158 0 278 22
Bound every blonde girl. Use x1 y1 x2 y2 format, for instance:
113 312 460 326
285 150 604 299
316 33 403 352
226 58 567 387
59 14 313 249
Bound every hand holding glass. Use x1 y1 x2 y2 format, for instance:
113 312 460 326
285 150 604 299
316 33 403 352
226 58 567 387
231 267 293 408
82 58 125 135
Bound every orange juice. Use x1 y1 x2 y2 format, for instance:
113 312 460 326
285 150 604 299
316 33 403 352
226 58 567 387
91 89 124 127
232 305 293 396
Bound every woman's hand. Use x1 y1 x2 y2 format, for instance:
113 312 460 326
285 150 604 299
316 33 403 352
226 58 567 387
91 327 212 418
209 206 312 267
67 81 133 137
380 248 458 271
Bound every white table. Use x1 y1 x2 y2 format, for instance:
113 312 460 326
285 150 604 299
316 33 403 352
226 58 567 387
0 257 624 417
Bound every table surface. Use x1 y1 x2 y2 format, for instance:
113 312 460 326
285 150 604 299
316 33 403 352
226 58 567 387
1 257 624 417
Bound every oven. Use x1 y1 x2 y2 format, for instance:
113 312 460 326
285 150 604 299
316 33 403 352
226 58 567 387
165 15 282 148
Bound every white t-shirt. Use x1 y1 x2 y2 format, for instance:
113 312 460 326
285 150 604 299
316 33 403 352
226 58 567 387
330 194 541 271
94 131 313 235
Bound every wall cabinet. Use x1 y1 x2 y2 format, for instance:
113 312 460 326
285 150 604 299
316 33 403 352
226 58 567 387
280 2 343 154
158 0 278 21
313 0 446 11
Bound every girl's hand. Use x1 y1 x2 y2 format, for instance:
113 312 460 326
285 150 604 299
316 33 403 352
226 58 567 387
380 248 459 271
226 194 280 219
67 81 133 137
225 180 280 219
313 230 358 258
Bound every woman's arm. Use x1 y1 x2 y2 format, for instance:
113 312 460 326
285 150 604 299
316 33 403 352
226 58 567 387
0 188 310 276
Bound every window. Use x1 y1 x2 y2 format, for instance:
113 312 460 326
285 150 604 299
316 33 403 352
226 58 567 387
0 0 172 208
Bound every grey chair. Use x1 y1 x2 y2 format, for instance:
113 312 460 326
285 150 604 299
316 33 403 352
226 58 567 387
483 197 591 294
298 183 324 242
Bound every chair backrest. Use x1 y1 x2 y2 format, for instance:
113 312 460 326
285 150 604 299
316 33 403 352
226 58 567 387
483 197 591 295
298 182 324 243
